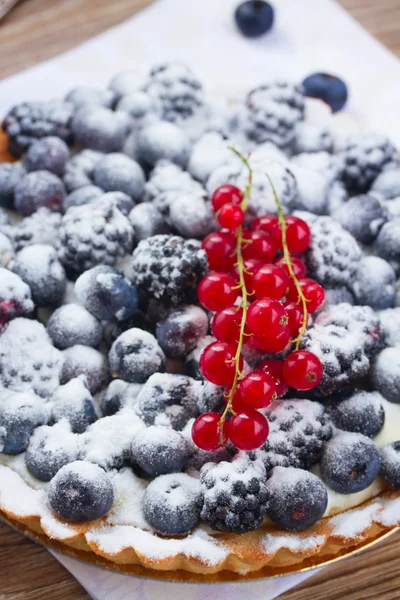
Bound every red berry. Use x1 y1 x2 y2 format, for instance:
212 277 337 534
275 255 307 279
231 258 263 294
252 264 289 300
218 203 244 229
284 301 305 334
274 217 311 254
242 230 277 263
257 359 289 398
283 350 323 391
212 306 249 344
251 215 279 236
198 272 239 312
200 342 242 386
227 409 269 450
211 184 243 212
247 298 289 337
202 231 236 271
192 413 227 450
225 386 248 412
253 326 291 353
239 372 276 409
287 278 325 313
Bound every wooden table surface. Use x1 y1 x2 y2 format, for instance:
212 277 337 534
1 1 400 598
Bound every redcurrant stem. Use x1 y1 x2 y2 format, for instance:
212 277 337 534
265 174 309 351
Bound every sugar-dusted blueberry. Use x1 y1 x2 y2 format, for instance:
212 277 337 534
184 335 216 380
102 379 142 416
266 466 328 531
372 347 400 403
375 219 400 272
116 91 161 130
62 185 103 211
63 149 104 193
142 473 202 535
380 442 400 489
25 420 80 481
234 1 274 38
131 426 190 476
0 392 48 454
108 70 147 102
14 170 66 217
103 191 135 216
0 268 33 329
327 390 385 439
92 153 145 201
156 305 209 359
379 307 400 348
22 137 70 177
136 121 190 169
71 106 130 153
323 287 354 306
0 232 14 268
334 194 388 245
52 377 97 433
293 121 333 154
48 461 114 522
60 345 110 395
302 72 348 112
351 256 396 310
65 86 116 109
109 328 165 383
372 168 400 200
47 304 102 349
129 202 170 241
197 381 226 414
320 432 380 493
11 244 66 306
0 162 26 209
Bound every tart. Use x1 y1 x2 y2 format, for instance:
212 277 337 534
0 62 400 581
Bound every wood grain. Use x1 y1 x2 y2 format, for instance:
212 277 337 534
0 1 400 599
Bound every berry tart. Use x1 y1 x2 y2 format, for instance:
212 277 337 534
0 63 399 581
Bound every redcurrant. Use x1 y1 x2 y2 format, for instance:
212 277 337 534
284 301 305 335
257 359 289 398
247 298 289 337
273 216 311 254
212 306 248 344
211 184 243 212
225 386 248 412
218 203 244 229
242 230 277 263
251 215 279 236
239 371 276 409
283 350 323 391
287 278 325 313
201 231 236 271
200 342 242 386
198 272 239 312
252 264 289 300
231 258 263 295
227 409 269 450
253 326 291 353
275 255 307 279
192 413 227 450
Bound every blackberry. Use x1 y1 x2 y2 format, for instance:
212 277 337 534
266 467 328 531
57 195 134 275
63 149 104 192
243 81 305 147
339 133 398 193
375 219 400 273
156 305 209 359
92 153 145 201
47 303 102 349
305 216 362 290
351 256 396 310
71 106 130 153
137 121 190 169
0 268 33 329
200 457 268 533
2 101 74 157
380 442 400 489
65 86 116 109
0 162 26 209
60 344 110 395
48 461 114 522
52 377 97 433
109 328 165 383
22 137 69 177
10 207 62 252
293 121 333 154
135 373 200 430
372 168 400 200
128 202 170 242
145 62 205 124
131 235 207 307
243 399 332 472
15 170 66 217
327 390 385 439
333 193 388 245
130 426 190 476
372 347 400 404
63 185 103 211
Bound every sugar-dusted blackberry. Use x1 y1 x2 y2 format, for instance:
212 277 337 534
243 81 305 147
92 153 145 201
48 461 114 522
63 185 103 211
200 457 268 533
131 235 208 307
136 373 200 430
65 86 116 109
266 466 328 531
11 207 62 252
184 335 215 380
143 473 202 535
320 432 380 493
71 106 130 153
116 91 161 130
197 381 226 414
305 216 362 290
327 390 385 439
372 168 400 200
379 307 400 348
129 202 170 242
339 133 398 193
131 426 190 476
15 170 66 217
60 344 109 395
293 121 333 154
243 399 332 472
0 233 14 268
155 305 209 359
109 328 165 383
0 162 26 209
352 256 396 310
0 391 48 455
144 160 203 202
47 303 102 349
22 136 69 177
102 379 142 416
57 195 134 275
25 420 80 481
136 121 190 169
334 193 388 245
372 347 400 404
63 149 104 192
52 377 97 433
2 100 74 157
145 62 205 124
11 244 66 306
0 268 33 329
380 442 400 489
375 219 400 273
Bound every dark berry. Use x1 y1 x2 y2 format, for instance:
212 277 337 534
63 185 103 211
52 377 97 433
0 163 26 209
131 426 190 476
11 207 61 252
375 219 400 271
302 73 348 112
327 390 385 439
234 1 274 38
65 86 116 109
92 153 145 201
352 256 396 310
0 268 33 328
102 379 142 416
60 345 110 395
197 381 226 414
47 304 102 349
0 392 47 454
128 202 170 241
334 193 388 245
22 136 69 176
372 168 400 199
380 442 400 489
372 348 400 404
14 171 65 217
71 106 130 152
109 328 165 383
137 121 190 168
109 70 146 100
155 305 208 359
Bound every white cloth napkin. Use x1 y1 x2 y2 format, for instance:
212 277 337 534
2 0 400 597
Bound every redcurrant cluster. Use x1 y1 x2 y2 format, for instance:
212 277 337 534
192 157 324 454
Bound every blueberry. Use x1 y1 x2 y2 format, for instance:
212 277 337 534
63 149 104 193
327 390 385 439
351 256 396 310
136 121 190 169
0 163 26 209
25 420 80 481
65 86 116 109
302 73 348 113
234 1 274 38
102 379 142 416
52 377 97 433
92 153 145 201
131 426 190 476
334 194 388 245
60 345 110 394
116 91 161 129
0 232 14 268
62 185 104 211
22 137 70 177
128 202 170 241
380 441 400 489
372 168 400 200
109 328 165 383
47 304 102 350
375 219 400 272
323 287 354 306
103 191 135 216
48 461 114 522
142 473 202 535
0 268 34 328
372 347 400 403
197 381 226 414
14 170 66 217
11 244 66 306
108 70 147 102
155 305 209 359
184 336 215 380
0 392 48 455
320 432 380 493
266 467 328 531
75 265 138 323
71 106 130 153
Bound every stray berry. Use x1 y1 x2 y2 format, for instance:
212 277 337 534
199 341 242 386
283 350 323 391
287 278 325 313
212 306 246 344
276 255 307 279
234 1 274 38
239 371 276 409
228 409 269 450
192 412 227 451
201 231 236 271
242 230 277 262
252 264 289 300
302 72 348 113
247 297 289 337
257 359 288 397
198 272 239 312
211 184 243 212
218 203 244 229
